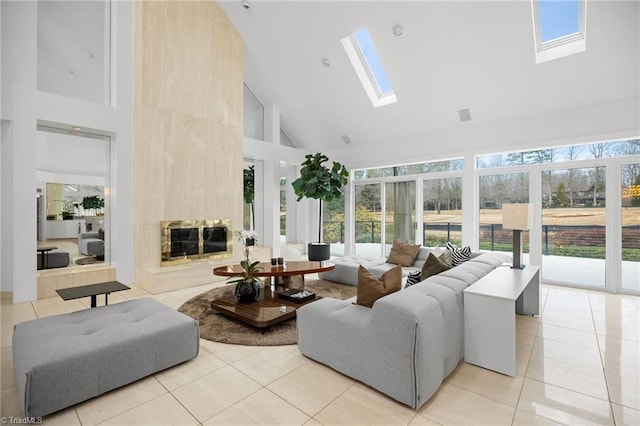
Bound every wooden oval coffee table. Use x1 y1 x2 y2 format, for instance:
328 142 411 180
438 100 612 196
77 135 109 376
213 260 334 281
211 260 335 328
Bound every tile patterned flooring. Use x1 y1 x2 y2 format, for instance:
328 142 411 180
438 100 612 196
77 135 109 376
1 282 639 425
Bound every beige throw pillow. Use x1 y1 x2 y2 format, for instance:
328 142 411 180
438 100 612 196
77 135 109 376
386 240 421 266
421 252 451 281
356 265 402 308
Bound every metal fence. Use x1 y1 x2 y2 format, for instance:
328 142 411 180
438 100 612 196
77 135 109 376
324 220 640 253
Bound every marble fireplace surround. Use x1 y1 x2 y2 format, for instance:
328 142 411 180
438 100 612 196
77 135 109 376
133 1 244 295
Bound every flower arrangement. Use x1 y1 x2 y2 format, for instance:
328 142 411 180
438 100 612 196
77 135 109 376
236 229 258 260
229 230 261 302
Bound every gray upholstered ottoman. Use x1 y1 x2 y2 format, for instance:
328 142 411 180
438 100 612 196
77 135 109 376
12 297 199 417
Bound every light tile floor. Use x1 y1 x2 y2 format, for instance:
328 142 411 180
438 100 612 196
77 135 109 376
1 283 639 425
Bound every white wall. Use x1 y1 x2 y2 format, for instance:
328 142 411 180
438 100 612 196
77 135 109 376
243 84 264 141
36 130 107 177
328 97 640 171
37 0 108 105
0 1 133 302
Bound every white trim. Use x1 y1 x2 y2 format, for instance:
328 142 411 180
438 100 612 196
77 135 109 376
605 163 621 293
341 33 397 108
531 0 587 64
105 0 113 107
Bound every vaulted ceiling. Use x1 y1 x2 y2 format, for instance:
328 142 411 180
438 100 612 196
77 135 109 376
219 0 639 162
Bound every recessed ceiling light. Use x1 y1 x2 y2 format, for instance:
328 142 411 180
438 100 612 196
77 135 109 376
392 24 404 37
72 126 82 131
321 58 331 67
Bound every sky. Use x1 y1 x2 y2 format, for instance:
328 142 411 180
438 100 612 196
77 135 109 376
539 0 580 42
354 27 393 94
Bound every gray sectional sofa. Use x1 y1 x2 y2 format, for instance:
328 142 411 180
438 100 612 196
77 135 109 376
318 247 438 285
297 249 511 409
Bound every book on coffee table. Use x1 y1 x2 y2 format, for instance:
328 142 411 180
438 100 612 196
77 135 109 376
276 288 316 303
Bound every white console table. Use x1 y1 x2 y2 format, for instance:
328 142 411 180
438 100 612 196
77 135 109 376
463 265 540 376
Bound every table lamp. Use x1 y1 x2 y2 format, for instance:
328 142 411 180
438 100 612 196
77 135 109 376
502 203 531 269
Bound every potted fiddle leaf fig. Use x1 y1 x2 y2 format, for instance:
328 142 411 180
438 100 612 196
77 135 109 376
292 153 348 261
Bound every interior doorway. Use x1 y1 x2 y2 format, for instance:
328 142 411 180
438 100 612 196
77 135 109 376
35 124 110 271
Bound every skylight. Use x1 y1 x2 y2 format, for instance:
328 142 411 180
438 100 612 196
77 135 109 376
531 0 586 64
342 27 397 108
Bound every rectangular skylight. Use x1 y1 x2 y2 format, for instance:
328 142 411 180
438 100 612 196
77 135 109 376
539 0 580 42
531 0 586 63
342 27 397 108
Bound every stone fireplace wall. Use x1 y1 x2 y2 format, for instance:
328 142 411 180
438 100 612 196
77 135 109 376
133 1 243 293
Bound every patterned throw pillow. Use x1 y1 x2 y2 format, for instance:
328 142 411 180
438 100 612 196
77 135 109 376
446 242 472 266
405 270 422 288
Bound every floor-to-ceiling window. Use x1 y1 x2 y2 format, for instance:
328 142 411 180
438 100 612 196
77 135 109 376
348 139 638 293
423 177 462 246
476 139 639 294
354 183 382 256
351 160 463 256
323 192 345 256
478 172 529 256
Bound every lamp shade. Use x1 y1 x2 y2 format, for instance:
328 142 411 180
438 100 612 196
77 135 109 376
502 203 531 230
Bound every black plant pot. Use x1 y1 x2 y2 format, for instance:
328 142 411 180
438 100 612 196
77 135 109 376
308 242 330 261
235 279 260 303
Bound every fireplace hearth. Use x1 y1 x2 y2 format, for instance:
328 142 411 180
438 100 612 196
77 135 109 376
161 219 232 266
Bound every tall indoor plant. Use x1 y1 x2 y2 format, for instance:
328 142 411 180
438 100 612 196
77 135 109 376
243 165 256 245
292 153 348 261
243 165 255 228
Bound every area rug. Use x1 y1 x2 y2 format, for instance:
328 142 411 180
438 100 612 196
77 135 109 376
177 279 357 346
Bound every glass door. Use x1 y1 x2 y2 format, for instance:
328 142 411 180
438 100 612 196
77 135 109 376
424 177 462 247
621 163 640 293
541 166 606 288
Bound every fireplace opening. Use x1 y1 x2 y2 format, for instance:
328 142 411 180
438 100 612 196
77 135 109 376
203 226 227 254
170 228 199 257
161 219 232 266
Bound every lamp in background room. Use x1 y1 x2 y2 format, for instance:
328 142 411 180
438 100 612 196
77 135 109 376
502 203 532 269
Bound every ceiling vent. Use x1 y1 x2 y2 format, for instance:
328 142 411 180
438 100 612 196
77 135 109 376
341 135 352 144
458 108 472 122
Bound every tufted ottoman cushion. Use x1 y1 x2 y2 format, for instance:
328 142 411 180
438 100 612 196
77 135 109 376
12 297 199 417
